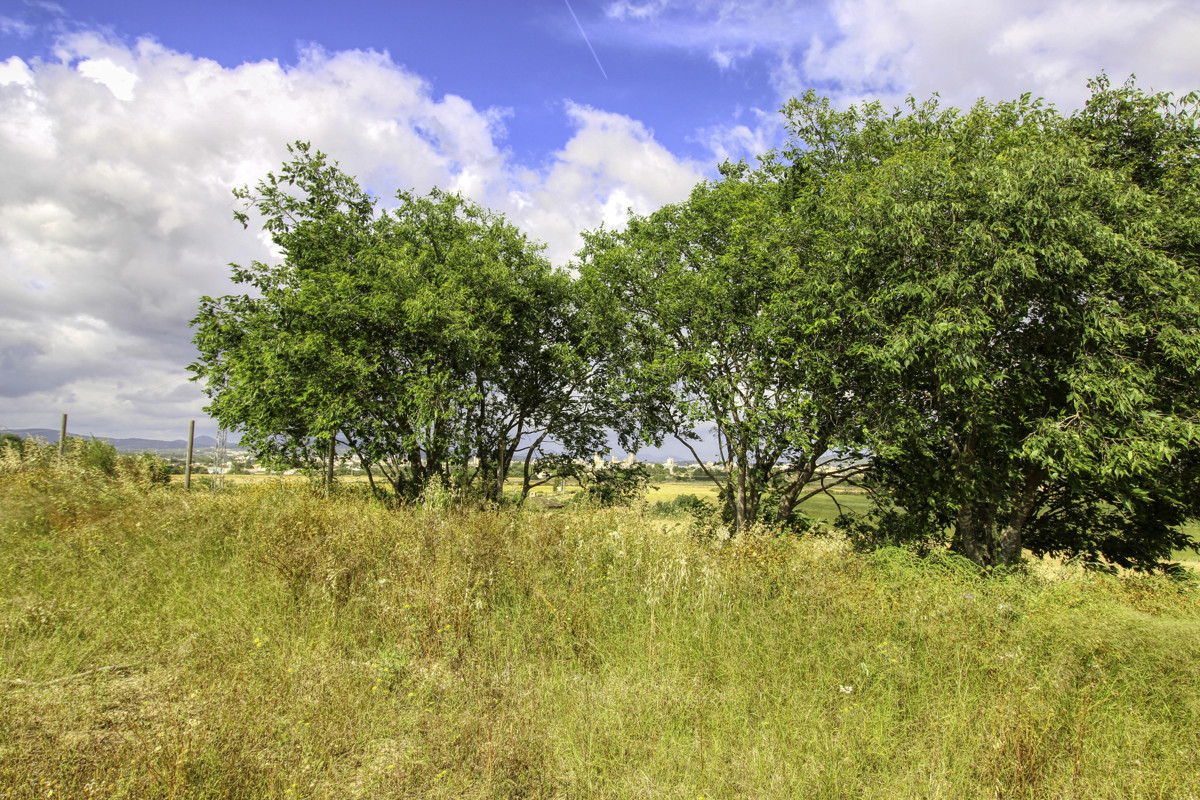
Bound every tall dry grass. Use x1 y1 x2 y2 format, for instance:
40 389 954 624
2 441 1198 798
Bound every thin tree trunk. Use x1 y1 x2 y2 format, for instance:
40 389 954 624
776 445 824 523
735 453 749 530
520 430 550 503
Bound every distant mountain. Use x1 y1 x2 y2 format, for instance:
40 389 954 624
6 428 224 453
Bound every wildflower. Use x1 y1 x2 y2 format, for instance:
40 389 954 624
838 685 853 694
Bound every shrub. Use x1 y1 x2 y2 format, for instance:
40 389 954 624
574 464 653 508
650 493 707 517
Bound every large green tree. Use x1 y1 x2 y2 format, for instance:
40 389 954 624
784 80 1200 568
191 143 607 501
577 161 864 531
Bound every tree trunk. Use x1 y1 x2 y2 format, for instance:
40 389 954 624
732 440 754 531
954 501 1000 566
734 464 749 530
495 439 508 503
776 449 822 524
954 466 1045 567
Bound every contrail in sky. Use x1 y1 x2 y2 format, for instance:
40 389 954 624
563 0 609 80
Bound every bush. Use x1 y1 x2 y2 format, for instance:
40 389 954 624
0 433 23 456
650 493 707 517
0 436 169 487
574 464 653 508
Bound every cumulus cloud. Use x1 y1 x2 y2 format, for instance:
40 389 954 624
694 106 787 164
792 0 1200 109
602 0 1200 159
514 102 704 264
0 31 700 439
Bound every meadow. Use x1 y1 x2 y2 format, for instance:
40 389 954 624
3 449 1199 799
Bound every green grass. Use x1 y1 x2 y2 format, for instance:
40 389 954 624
2 454 1199 798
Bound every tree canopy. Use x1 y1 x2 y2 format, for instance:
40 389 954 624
191 143 609 502
783 77 1200 568
577 160 863 530
190 77 1200 571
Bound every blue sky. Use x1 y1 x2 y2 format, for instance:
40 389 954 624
2 0 790 164
2 0 1198 448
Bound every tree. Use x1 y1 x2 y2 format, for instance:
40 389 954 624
191 143 607 502
577 160 863 531
784 80 1200 569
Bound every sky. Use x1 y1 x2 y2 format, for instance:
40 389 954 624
2 0 1199 452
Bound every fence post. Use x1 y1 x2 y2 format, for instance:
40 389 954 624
184 420 195 490
57 413 67 467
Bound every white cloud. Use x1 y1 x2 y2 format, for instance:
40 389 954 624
696 106 786 164
601 0 822 70
605 0 672 21
513 102 704 264
603 0 1200 110
0 31 701 438
597 0 1200 178
789 0 1200 111
76 57 137 100
0 16 36 38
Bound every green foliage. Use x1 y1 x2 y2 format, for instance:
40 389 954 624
577 160 863 530
784 78 1200 569
187 77 1199 573
650 492 708 517
574 463 653 507
0 435 169 487
80 436 118 475
191 142 611 504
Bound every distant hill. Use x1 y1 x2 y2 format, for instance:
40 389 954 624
6 428 223 453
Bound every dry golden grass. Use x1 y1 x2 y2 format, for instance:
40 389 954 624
4 450 1198 799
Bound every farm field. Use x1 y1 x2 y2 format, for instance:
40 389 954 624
4 458 1200 799
181 473 871 518
188 474 1200 567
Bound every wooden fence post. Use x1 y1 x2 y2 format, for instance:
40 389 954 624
57 413 67 467
184 420 195 490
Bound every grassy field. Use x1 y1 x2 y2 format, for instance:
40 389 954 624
183 475 1200 560
193 474 871 520
4 459 1200 798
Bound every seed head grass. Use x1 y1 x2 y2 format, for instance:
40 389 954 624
1 446 1198 798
